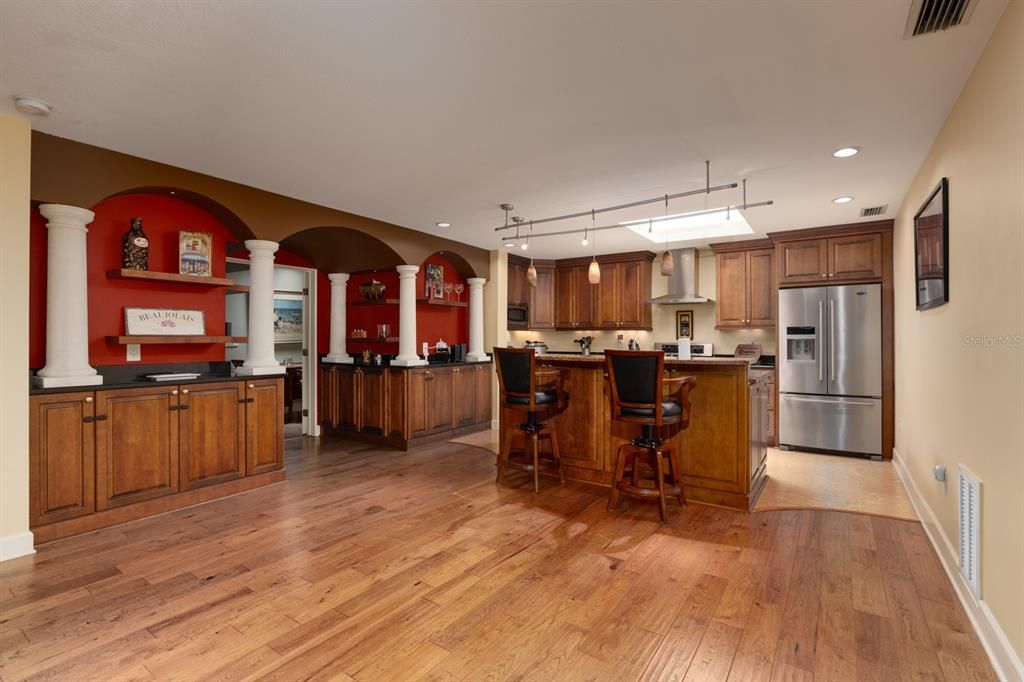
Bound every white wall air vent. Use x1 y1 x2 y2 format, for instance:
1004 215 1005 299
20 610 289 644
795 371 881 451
958 464 982 599
861 205 888 217
905 0 977 38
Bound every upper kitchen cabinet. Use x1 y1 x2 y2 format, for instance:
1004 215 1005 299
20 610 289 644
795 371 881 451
709 240 776 329
527 261 556 329
507 256 529 306
555 265 595 329
592 253 654 330
771 221 889 286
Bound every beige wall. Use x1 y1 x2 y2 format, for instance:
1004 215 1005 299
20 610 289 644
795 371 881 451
484 249 508 423
0 114 33 557
893 1 1023 665
510 251 777 355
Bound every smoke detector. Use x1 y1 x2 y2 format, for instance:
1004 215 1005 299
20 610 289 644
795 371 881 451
14 97 52 116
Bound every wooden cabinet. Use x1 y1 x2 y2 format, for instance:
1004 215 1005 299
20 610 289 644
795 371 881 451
592 256 653 330
95 386 180 511
528 264 556 329
408 369 430 439
474 363 492 425
29 392 95 527
427 368 454 433
555 265 596 329
452 367 476 428
358 368 388 435
776 232 883 285
508 258 529 306
749 374 769 489
245 379 285 476
710 241 776 329
178 381 246 491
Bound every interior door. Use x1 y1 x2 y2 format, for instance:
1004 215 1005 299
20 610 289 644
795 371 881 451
827 284 882 397
778 287 828 395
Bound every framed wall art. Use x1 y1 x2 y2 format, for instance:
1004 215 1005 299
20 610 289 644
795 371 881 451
676 309 693 340
913 177 949 311
424 263 444 299
273 294 304 343
125 308 206 336
179 230 213 277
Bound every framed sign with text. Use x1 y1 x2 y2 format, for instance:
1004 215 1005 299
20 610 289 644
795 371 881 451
125 308 206 336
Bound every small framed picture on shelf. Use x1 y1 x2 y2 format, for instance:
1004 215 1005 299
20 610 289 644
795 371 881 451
125 307 206 336
424 263 444 299
273 294 304 343
675 310 693 340
178 231 213 277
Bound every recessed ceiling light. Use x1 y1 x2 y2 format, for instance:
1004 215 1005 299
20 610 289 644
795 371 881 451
832 196 854 204
832 146 860 158
14 96 52 116
435 221 451 228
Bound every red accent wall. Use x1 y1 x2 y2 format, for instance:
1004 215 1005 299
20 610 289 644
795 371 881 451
29 193 332 368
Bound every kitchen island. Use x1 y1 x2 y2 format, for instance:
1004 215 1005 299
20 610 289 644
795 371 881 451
498 354 770 510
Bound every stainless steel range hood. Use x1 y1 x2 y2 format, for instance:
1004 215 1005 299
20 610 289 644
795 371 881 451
647 248 712 304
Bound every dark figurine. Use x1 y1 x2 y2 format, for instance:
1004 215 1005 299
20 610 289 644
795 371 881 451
122 217 150 270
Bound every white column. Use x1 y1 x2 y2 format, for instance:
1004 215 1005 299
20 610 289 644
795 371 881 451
33 204 102 388
392 265 425 366
324 273 353 363
237 240 285 376
466 277 488 362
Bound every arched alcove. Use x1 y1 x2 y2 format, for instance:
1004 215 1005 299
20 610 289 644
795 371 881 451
280 226 405 274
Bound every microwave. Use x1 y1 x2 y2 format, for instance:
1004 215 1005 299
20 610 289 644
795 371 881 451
507 304 529 329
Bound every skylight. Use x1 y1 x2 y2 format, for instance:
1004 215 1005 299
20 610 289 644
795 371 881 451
621 208 754 243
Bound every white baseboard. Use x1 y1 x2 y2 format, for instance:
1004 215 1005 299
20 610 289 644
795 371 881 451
892 448 1023 682
0 530 35 562
490 419 499 431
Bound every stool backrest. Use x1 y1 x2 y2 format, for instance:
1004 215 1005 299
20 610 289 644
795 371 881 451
493 347 537 409
605 350 667 427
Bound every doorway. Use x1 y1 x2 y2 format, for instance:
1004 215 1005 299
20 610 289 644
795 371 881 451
226 258 319 438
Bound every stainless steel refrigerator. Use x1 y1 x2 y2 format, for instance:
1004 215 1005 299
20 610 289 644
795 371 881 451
778 284 882 457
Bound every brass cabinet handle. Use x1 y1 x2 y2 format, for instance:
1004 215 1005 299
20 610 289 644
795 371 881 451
237 398 247 404
171 389 179 396
246 397 255 403
179 405 190 410
169 405 180 411
83 416 95 423
248 383 256 389
181 389 189 395
84 396 93 403
95 415 108 421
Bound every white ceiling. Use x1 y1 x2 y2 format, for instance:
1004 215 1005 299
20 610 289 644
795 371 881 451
0 0 1006 259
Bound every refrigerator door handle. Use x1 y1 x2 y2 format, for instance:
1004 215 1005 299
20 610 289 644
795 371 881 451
830 298 836 382
782 396 877 407
818 300 824 382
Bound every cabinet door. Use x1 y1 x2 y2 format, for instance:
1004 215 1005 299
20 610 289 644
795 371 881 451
29 392 95 526
828 233 883 281
427 368 453 433
474 364 492 425
388 370 407 439
747 248 776 327
359 369 387 435
554 267 576 328
574 266 596 328
595 262 618 328
528 267 555 329
408 370 429 438
320 365 337 428
245 378 284 476
777 239 828 284
95 386 179 511
508 262 527 305
618 260 647 328
715 252 749 328
335 367 358 431
452 367 476 428
179 382 246 491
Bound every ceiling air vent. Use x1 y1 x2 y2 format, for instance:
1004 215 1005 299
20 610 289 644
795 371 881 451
861 205 888 217
905 0 977 38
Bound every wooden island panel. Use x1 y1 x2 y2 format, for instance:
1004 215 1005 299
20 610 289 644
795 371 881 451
499 356 768 510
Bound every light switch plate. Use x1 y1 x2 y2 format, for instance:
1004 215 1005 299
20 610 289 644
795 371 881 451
126 344 141 362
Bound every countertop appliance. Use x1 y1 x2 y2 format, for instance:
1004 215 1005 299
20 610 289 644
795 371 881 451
654 341 713 358
778 284 882 457
507 304 528 330
523 340 548 354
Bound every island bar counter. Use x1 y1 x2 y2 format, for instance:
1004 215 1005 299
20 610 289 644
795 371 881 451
498 355 770 511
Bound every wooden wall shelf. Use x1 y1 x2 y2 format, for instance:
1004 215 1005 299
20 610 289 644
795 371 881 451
350 298 400 307
349 298 467 308
347 337 399 344
107 269 246 290
106 335 247 345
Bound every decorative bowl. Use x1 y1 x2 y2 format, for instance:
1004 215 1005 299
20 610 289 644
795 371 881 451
359 279 386 301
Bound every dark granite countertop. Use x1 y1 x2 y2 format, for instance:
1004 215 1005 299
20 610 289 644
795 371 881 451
320 358 491 370
28 361 275 396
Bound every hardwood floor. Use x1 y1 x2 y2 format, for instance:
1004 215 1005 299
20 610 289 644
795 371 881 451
0 436 994 681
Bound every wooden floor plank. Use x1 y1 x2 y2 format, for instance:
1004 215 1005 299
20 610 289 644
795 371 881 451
0 435 995 682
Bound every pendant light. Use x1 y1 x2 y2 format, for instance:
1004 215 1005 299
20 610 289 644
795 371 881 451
526 222 538 287
659 194 674 276
587 209 601 285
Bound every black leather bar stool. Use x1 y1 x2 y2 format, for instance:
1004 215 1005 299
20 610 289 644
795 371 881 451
605 350 696 523
493 347 569 492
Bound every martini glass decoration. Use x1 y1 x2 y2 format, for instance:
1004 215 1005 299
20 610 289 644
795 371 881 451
454 282 464 302
444 282 454 301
